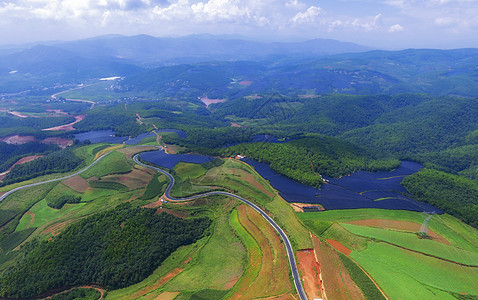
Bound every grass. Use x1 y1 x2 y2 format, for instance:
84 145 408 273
173 162 207 181
163 212 246 291
321 223 369 252
16 199 86 231
94 144 124 160
351 242 478 299
341 223 478 265
338 252 385 300
80 151 132 179
139 173 168 200
88 180 129 192
227 208 262 297
298 209 478 252
302 219 333 236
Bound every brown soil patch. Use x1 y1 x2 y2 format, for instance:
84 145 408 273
184 257 192 264
0 135 36 144
199 96 227 108
41 137 73 148
0 155 42 181
231 122 242 127
63 175 89 193
346 219 451 245
290 203 324 212
155 208 188 219
238 80 253 86
154 292 180 300
311 234 365 300
118 145 158 156
132 268 183 299
9 111 30 118
42 114 85 131
297 249 322 300
102 168 152 190
326 239 352 255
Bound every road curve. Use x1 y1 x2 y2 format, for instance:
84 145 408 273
0 151 113 203
133 153 308 300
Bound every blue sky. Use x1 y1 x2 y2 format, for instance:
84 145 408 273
1 0 477 49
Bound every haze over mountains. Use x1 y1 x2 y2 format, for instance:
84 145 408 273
1 34 478 97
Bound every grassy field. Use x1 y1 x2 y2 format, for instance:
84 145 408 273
193 159 312 249
351 242 478 299
341 223 478 265
80 151 132 179
164 211 246 291
174 162 207 181
299 208 478 299
224 205 293 299
298 209 478 252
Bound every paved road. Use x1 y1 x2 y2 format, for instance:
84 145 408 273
0 152 113 203
133 153 308 300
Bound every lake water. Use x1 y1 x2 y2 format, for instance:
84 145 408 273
139 149 213 169
75 129 187 144
242 158 443 213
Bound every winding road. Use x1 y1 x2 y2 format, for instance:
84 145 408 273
0 152 113 203
133 153 308 300
0 147 307 300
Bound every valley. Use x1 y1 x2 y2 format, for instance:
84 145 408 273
0 34 477 300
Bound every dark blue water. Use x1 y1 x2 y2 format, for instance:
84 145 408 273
125 132 156 145
75 129 187 144
75 130 128 144
139 149 213 169
243 158 443 213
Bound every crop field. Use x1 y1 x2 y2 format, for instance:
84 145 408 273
80 150 132 179
341 223 478 265
169 158 311 249
351 242 478 299
164 211 246 292
298 208 478 252
311 234 366 300
299 208 478 299
227 205 293 299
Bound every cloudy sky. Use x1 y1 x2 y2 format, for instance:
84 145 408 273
1 0 477 49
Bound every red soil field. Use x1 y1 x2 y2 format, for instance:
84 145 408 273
346 219 451 245
131 268 183 299
231 122 242 127
0 155 43 181
230 205 291 300
41 137 73 148
43 114 85 131
297 249 322 300
63 176 89 193
326 239 352 255
199 96 227 108
311 234 365 300
238 80 253 86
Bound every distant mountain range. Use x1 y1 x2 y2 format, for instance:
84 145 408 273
1 34 478 97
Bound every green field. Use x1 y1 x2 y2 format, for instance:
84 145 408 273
351 242 478 299
298 208 478 299
298 209 478 252
341 223 478 265
80 151 132 179
164 211 246 291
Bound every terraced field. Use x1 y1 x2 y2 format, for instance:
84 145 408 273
298 209 478 299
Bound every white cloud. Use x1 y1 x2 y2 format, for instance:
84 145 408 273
389 23 404 32
290 6 322 25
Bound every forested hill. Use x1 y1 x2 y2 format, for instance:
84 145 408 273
117 48 478 98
